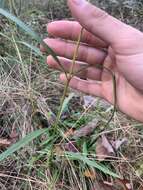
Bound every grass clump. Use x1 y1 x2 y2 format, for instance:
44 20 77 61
0 0 143 189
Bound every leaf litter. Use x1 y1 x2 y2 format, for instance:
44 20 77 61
96 135 128 161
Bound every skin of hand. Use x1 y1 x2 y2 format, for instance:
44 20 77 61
41 0 143 122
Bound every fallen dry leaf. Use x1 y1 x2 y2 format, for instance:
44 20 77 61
73 118 99 138
102 135 115 154
92 179 133 190
115 179 132 190
96 135 128 161
139 186 143 190
96 135 115 161
54 145 64 155
92 181 114 190
0 138 11 148
84 169 96 180
64 141 78 153
83 95 97 109
111 138 128 150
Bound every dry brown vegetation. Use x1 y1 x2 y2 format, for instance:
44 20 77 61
0 0 143 189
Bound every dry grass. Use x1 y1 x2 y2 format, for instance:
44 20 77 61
0 0 143 189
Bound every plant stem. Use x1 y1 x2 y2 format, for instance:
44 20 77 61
52 22 117 138
69 27 84 78
54 28 84 129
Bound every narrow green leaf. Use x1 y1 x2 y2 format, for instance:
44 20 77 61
41 41 61 65
0 8 60 64
0 31 12 40
17 41 43 56
66 152 120 178
61 93 74 114
0 0 5 8
0 8 40 41
0 33 42 56
0 128 48 162
82 142 88 157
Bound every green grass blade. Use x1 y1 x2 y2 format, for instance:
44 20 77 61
0 129 48 162
0 0 5 8
0 8 60 64
40 41 61 64
0 31 12 40
60 93 74 114
0 32 42 57
66 152 120 178
17 41 43 56
0 8 40 41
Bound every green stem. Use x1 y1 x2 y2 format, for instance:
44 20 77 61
69 27 84 78
89 66 117 147
49 23 117 139
75 64 117 128
54 28 84 129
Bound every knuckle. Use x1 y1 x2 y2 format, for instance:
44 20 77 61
79 46 88 61
84 31 92 43
88 7 109 34
72 22 81 40
91 6 109 22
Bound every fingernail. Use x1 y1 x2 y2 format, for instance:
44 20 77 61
71 0 86 5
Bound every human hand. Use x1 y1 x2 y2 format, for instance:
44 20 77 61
41 0 143 122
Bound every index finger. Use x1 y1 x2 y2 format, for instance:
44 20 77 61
68 0 131 45
47 21 108 48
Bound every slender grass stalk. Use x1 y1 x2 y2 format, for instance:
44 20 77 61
54 27 117 136
8 0 12 13
54 28 84 129
0 1 118 170
89 66 117 147
11 0 19 16
12 34 29 85
96 65 117 127
74 63 117 129
69 28 84 78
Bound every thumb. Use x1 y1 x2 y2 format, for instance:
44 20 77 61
68 0 128 45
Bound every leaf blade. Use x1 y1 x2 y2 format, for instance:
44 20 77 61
0 8 60 64
17 41 43 56
61 93 74 114
66 152 120 178
0 8 40 41
0 129 48 162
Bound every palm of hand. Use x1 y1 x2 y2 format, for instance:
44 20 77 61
41 0 143 121
93 42 143 118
